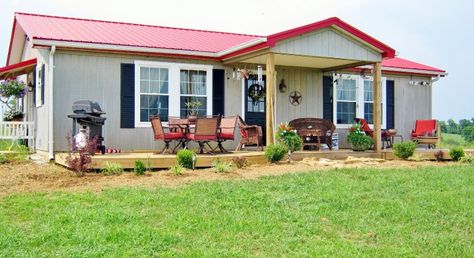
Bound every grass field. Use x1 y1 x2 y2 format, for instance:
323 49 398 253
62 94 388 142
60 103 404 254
1 165 473 257
442 133 474 149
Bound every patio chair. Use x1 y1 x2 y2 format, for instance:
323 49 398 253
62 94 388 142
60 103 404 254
215 116 238 153
411 119 440 149
235 116 263 151
354 118 393 149
186 116 220 154
150 117 186 154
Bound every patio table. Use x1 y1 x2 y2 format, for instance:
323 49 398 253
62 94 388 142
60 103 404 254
299 128 322 150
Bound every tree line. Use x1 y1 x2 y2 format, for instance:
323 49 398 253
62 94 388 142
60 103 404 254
439 118 474 142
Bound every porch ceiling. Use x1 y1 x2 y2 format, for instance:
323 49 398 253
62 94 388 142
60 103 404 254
234 53 370 70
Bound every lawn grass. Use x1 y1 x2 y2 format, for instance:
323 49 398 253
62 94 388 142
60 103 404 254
1 165 473 257
442 133 474 149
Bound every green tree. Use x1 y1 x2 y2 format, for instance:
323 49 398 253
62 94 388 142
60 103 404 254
462 126 474 143
447 119 459 134
458 119 472 132
439 120 447 133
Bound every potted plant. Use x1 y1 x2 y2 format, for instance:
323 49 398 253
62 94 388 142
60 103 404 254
184 101 203 123
347 122 373 151
0 79 27 122
3 110 24 122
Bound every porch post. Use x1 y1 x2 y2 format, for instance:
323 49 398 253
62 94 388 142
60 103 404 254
266 53 275 145
373 62 382 152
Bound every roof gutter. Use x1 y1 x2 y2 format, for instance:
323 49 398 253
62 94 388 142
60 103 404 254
48 45 56 160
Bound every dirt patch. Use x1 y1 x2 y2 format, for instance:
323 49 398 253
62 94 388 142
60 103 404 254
0 157 452 199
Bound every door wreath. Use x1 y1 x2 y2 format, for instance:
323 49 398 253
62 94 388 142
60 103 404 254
248 83 265 102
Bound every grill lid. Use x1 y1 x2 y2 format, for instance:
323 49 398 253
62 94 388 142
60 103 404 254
72 100 105 115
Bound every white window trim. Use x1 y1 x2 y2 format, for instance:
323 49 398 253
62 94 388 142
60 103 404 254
333 74 386 129
35 63 43 108
134 60 213 127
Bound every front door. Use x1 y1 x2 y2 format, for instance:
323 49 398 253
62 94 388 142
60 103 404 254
245 75 266 144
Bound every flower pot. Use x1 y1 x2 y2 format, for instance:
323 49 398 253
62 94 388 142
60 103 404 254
187 115 197 124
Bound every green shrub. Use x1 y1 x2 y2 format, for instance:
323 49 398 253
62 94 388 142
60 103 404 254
169 164 185 176
0 154 7 164
460 153 473 164
393 141 417 160
176 149 195 169
212 159 233 173
232 156 248 169
449 147 465 161
101 162 123 175
462 126 474 143
276 122 302 152
265 143 288 163
134 160 146 176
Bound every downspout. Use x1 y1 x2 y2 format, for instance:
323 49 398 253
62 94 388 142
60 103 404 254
48 45 56 159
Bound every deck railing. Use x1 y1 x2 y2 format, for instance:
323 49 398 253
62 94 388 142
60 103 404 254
0 121 35 150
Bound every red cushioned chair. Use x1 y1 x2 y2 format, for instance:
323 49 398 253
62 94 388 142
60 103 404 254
354 118 393 149
150 117 186 154
411 120 438 138
186 117 220 154
215 116 238 153
411 119 440 149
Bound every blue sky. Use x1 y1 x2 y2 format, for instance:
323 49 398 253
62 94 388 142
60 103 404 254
1 0 472 121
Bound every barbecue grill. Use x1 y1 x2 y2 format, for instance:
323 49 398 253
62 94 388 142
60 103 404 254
68 100 106 154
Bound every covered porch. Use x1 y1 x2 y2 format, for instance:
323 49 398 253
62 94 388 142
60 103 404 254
221 18 396 152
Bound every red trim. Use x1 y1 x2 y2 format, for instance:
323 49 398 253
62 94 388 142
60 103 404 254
266 17 395 58
0 58 37 74
6 18 17 66
222 17 396 60
220 42 269 60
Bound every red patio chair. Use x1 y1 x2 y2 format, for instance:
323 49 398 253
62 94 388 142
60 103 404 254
411 119 440 148
186 117 220 154
150 117 186 154
215 116 238 153
354 118 393 149
235 116 263 151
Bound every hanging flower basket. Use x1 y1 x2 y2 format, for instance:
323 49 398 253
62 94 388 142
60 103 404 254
0 79 28 98
3 110 24 121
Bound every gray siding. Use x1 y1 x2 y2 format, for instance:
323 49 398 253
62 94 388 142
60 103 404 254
273 28 382 62
53 51 221 151
275 67 322 126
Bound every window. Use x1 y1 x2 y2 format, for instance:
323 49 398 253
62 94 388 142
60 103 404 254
35 64 44 107
336 78 357 124
363 80 374 124
134 61 212 127
333 74 386 128
180 70 207 117
139 67 169 122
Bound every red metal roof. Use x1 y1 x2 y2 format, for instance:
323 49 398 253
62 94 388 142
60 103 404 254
0 58 36 80
15 12 261 54
381 57 445 73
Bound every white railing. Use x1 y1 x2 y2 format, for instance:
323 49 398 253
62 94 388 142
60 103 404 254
0 121 35 150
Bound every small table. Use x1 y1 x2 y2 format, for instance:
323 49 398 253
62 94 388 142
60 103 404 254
299 129 322 150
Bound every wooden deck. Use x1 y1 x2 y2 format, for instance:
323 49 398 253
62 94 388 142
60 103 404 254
55 149 474 170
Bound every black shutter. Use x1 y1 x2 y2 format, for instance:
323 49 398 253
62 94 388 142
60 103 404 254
41 64 45 105
120 63 135 128
386 80 395 129
323 75 333 121
212 69 225 116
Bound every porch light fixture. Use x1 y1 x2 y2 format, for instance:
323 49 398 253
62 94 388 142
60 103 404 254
279 79 287 93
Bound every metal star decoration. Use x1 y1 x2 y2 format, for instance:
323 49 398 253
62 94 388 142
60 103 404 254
289 91 302 106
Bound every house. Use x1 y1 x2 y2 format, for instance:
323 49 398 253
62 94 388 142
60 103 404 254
0 12 446 159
